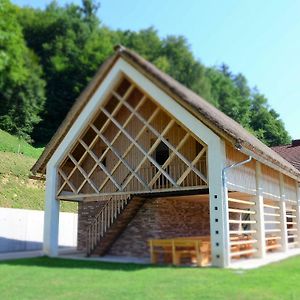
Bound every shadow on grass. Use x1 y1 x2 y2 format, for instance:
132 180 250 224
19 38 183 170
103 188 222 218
0 256 190 272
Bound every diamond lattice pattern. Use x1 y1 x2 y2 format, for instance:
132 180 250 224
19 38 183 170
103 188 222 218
57 77 208 198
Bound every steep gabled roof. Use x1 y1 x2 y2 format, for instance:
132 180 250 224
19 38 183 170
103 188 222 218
272 141 300 171
31 45 300 180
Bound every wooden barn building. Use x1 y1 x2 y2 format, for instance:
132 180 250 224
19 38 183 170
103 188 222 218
32 46 300 268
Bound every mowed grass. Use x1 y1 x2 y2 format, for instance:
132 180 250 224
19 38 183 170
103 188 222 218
0 257 300 300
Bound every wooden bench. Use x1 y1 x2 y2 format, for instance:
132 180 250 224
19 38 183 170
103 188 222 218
230 235 255 258
266 235 281 252
149 239 173 264
149 236 211 267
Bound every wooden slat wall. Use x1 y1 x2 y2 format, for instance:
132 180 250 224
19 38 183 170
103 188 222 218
284 175 297 202
225 144 256 194
261 165 281 201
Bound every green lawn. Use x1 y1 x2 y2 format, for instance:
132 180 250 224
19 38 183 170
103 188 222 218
0 257 300 300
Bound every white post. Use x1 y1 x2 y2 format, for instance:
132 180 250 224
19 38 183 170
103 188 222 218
279 173 288 252
43 163 60 256
295 181 300 247
208 138 230 268
252 161 266 258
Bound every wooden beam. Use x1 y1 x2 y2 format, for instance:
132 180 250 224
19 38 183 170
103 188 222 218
228 208 255 215
68 154 99 194
228 198 255 205
79 139 122 191
176 147 207 185
57 185 207 200
101 106 178 187
57 85 133 195
100 106 160 192
90 124 149 190
122 118 175 189
57 169 77 194
113 91 207 183
148 132 190 187
279 173 288 252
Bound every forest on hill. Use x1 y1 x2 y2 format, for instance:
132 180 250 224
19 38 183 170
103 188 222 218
0 0 291 147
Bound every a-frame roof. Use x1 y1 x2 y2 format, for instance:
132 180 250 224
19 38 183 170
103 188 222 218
31 45 300 180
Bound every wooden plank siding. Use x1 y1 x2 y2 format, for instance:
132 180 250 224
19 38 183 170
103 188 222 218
225 143 256 194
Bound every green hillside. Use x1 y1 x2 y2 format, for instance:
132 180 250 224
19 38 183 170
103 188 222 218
0 129 43 159
0 130 76 212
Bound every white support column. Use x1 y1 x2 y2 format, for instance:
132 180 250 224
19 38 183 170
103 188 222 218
208 138 230 268
295 181 300 247
253 161 266 258
279 173 288 252
43 163 60 257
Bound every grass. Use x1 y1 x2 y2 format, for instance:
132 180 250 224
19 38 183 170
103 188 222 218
0 130 76 212
0 256 300 300
0 151 76 212
0 129 44 159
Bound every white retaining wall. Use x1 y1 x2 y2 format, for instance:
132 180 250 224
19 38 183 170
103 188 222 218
0 207 77 253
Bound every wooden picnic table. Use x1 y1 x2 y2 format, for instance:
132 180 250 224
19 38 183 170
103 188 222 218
148 236 211 267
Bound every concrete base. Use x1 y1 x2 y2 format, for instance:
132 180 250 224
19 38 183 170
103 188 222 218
230 247 300 269
0 247 78 261
0 250 44 261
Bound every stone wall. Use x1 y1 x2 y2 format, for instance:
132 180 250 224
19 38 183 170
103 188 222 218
108 197 210 258
77 201 107 251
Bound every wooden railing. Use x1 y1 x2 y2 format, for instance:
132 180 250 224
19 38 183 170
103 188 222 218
86 195 131 256
138 162 207 190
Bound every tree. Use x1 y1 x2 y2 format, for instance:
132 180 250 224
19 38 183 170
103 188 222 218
250 92 290 146
0 0 45 141
18 1 114 144
8 0 291 147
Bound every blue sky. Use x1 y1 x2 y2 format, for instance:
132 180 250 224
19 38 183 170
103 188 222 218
12 0 300 140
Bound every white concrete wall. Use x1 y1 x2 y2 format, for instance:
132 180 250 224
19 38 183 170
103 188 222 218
0 207 77 253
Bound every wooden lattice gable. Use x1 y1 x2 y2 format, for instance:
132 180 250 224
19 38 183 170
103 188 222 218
57 74 209 200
